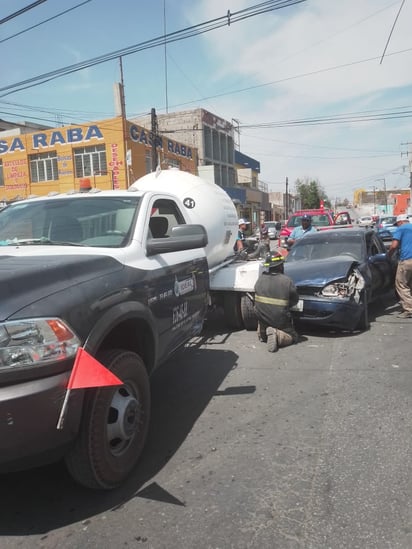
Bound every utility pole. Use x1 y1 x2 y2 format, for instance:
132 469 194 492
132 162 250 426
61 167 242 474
401 142 412 212
163 0 169 113
232 118 240 150
285 176 289 220
151 108 158 172
119 56 129 187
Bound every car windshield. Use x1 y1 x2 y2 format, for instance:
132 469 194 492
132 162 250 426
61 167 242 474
288 214 330 228
0 196 141 248
286 235 363 262
380 216 396 224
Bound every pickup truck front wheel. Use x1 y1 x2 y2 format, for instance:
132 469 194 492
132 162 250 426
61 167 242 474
65 349 150 490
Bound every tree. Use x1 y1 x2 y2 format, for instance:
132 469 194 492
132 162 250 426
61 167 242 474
295 177 330 209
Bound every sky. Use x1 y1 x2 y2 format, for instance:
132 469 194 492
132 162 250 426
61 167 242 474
1 0 412 202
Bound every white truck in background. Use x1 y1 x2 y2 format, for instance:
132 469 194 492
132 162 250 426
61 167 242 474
0 168 262 489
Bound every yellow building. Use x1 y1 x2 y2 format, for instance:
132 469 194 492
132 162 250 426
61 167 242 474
0 116 198 200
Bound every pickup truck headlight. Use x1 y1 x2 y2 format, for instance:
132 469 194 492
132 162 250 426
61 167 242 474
0 318 80 371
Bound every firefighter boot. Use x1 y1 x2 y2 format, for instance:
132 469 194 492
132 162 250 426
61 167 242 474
257 322 267 343
266 327 278 353
276 329 295 348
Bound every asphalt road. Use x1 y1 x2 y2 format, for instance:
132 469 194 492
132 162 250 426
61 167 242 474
1 292 412 549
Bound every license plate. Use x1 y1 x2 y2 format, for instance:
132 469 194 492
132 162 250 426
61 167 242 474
291 299 303 312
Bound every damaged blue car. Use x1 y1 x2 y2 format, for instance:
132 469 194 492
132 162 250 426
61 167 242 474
284 228 397 331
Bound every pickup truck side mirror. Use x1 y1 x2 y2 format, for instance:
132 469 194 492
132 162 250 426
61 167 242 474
146 224 208 256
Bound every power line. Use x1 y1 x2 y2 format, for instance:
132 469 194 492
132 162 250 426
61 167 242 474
379 0 406 64
165 47 412 111
0 0 48 25
0 0 307 97
239 107 412 129
240 131 399 154
0 1 92 44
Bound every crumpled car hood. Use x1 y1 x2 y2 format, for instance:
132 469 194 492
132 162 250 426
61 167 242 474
284 256 357 287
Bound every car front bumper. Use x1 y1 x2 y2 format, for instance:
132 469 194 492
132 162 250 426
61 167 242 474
0 371 83 472
292 295 363 331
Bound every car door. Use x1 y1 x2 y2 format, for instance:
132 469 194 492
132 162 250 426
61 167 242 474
144 197 208 363
365 232 393 295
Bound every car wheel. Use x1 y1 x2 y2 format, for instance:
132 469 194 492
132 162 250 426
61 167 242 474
65 349 150 490
223 292 244 330
356 296 370 331
241 294 258 331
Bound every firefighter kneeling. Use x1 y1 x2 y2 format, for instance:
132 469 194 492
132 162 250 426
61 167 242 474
254 252 300 352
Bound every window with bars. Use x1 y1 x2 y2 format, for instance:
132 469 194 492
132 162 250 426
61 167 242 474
74 144 107 178
29 151 58 183
165 158 180 169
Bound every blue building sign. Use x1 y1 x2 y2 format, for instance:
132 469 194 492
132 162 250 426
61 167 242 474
223 186 246 205
234 150 260 173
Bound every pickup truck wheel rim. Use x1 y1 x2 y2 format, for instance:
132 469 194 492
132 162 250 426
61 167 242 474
107 382 141 456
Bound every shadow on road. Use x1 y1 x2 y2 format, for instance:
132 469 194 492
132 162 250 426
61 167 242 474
0 315 240 535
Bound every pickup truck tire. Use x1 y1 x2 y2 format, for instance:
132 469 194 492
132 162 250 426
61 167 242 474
65 349 150 490
240 294 258 331
223 292 244 330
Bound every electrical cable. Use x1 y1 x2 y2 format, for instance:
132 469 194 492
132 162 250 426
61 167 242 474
0 0 47 25
0 1 92 44
0 0 307 97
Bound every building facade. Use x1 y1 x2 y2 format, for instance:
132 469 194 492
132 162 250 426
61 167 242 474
134 108 236 188
135 108 272 231
234 150 270 230
0 116 198 200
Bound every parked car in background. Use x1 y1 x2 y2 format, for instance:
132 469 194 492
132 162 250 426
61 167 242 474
278 208 352 248
375 215 397 235
357 215 374 227
284 228 397 332
263 220 281 239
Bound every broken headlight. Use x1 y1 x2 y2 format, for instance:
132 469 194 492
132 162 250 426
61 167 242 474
321 270 365 299
0 318 80 371
322 282 352 297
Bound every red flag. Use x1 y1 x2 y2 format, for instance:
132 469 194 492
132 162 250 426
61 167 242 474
67 348 123 389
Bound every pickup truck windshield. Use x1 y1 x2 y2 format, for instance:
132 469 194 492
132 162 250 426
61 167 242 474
288 214 332 228
0 196 141 248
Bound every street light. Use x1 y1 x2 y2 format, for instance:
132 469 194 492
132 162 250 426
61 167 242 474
375 178 387 213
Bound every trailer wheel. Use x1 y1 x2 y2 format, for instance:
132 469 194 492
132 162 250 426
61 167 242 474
223 292 244 330
65 349 150 490
241 294 258 331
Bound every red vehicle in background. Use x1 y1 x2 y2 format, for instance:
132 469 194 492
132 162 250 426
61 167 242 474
278 208 352 249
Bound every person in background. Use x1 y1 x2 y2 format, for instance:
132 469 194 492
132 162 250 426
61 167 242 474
247 224 271 259
234 218 250 252
254 251 300 352
387 214 412 318
287 214 317 248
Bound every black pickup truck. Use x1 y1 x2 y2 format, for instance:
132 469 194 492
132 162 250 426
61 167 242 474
0 188 209 489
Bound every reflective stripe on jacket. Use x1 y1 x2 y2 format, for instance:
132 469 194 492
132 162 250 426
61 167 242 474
254 271 299 330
